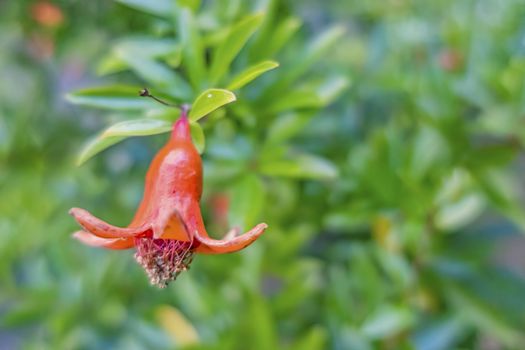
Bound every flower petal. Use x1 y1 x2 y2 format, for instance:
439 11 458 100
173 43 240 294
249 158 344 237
154 209 191 241
72 231 135 250
69 207 150 239
193 223 268 254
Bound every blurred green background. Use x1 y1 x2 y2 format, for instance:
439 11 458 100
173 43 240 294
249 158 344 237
2 0 525 349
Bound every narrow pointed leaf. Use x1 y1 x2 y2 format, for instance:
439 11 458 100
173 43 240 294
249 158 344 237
268 76 349 113
294 24 346 80
361 305 414 339
264 17 302 57
102 119 173 137
76 135 126 166
189 89 236 121
266 112 314 144
261 25 346 101
77 119 175 165
251 16 302 60
317 76 350 104
260 154 338 180
248 0 280 60
118 53 192 100
66 85 156 110
96 56 128 76
178 8 206 90
268 90 323 113
97 37 180 75
209 13 265 84
227 61 279 90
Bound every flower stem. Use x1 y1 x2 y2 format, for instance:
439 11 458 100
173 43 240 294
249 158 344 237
139 88 181 109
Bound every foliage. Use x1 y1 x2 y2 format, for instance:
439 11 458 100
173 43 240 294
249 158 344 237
1 0 525 349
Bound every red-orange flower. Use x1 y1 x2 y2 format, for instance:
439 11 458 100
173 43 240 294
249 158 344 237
70 111 267 287
31 1 64 28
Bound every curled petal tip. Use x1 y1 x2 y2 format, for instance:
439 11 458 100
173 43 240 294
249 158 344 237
69 207 92 220
69 207 87 221
72 230 135 250
68 207 149 239
194 222 268 254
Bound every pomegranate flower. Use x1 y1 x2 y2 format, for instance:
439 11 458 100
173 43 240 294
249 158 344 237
70 111 267 287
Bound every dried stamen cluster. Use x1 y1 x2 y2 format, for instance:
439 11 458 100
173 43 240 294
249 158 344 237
134 238 194 288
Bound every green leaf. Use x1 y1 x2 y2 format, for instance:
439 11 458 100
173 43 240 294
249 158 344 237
249 0 301 60
446 283 524 347
473 169 525 230
337 327 372 350
227 61 279 90
307 25 346 61
228 174 265 230
96 55 128 76
178 8 206 91
261 25 346 100
259 154 338 180
119 37 179 58
97 37 180 75
268 90 323 113
291 326 328 350
410 126 448 180
251 15 302 61
76 135 126 166
190 121 205 154
66 85 156 110
102 119 173 137
118 53 192 100
361 305 414 340
317 76 350 104
77 119 174 165
177 0 200 12
267 76 349 113
115 0 174 17
146 107 187 122
266 112 314 144
374 248 415 289
209 13 265 84
263 17 302 58
435 194 485 230
189 89 236 121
